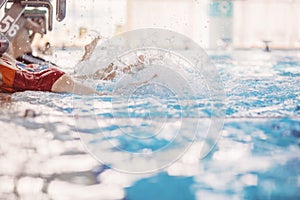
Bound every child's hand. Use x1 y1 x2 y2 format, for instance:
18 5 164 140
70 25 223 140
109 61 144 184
81 36 101 61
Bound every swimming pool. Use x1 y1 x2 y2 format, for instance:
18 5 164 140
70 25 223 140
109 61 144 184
0 49 299 199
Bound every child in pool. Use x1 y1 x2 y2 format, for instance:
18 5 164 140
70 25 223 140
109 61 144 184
1 35 103 94
0 37 154 94
0 52 101 94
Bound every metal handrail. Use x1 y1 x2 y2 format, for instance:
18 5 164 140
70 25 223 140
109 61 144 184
0 0 8 8
20 0 53 30
56 0 66 22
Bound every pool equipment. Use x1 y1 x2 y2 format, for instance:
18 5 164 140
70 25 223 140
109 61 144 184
0 0 66 54
263 40 271 52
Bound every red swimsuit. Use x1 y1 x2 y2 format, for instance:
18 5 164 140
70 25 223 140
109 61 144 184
0 63 65 93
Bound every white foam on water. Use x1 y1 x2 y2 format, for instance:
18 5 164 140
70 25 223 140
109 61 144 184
98 169 150 188
40 155 98 175
17 177 44 195
240 174 258 186
0 176 14 194
48 180 124 200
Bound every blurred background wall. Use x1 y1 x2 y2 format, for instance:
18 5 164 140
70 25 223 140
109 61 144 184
7 0 299 50
233 0 300 49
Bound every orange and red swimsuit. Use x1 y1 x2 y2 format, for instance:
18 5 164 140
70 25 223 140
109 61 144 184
0 60 65 93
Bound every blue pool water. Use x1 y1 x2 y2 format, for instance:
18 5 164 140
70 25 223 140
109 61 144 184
1 50 299 199
124 118 300 200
